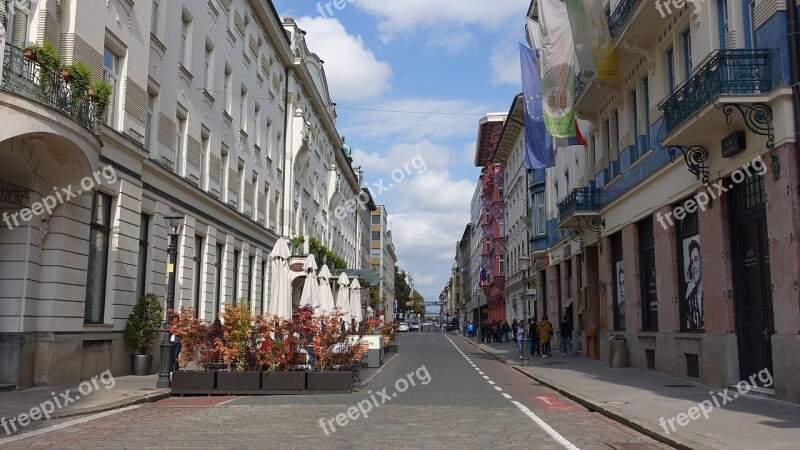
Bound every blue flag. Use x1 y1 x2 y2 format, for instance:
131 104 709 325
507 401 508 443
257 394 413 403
519 43 555 169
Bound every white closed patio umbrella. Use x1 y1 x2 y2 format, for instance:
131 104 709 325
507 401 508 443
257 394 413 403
299 254 322 314
267 237 292 320
349 278 363 325
335 272 350 323
318 265 335 316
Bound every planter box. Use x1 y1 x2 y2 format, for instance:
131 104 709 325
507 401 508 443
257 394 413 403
172 371 215 392
386 344 399 353
306 371 352 392
216 371 261 391
261 371 306 391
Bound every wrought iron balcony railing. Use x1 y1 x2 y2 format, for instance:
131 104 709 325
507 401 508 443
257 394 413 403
1 44 98 133
608 0 640 40
659 49 772 134
575 72 586 97
557 187 604 223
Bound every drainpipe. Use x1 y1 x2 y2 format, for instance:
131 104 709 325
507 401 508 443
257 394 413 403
788 1 800 159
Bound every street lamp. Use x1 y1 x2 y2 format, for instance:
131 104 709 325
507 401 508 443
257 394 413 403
156 211 184 388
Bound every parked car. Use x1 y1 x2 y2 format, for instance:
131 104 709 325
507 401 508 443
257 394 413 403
398 322 409 332
446 319 460 331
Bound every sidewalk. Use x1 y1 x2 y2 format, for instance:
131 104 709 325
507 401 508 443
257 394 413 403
0 375 169 436
454 332 800 450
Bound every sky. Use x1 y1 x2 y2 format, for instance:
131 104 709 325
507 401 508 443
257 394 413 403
271 0 530 307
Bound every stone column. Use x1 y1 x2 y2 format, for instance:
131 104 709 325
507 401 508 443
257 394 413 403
653 206 679 332
621 223 641 332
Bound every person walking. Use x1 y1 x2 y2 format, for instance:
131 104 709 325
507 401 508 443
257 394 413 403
537 316 553 357
516 321 526 359
560 315 573 356
528 317 539 356
511 319 518 342
502 320 511 343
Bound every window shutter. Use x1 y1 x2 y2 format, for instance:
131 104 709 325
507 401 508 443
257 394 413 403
11 11 29 48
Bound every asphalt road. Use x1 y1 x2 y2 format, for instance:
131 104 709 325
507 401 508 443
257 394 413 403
3 328 669 449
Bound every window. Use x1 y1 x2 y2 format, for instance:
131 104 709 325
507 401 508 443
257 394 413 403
145 93 156 151
200 133 209 190
193 236 204 315
642 77 650 152
534 192 546 236
150 0 160 37
176 115 187 176
371 250 381 259
224 66 232 113
666 48 675 93
745 0 756 48
254 103 261 146
214 243 224 317
371 215 381 225
246 255 254 305
85 192 112 323
180 17 190 67
718 0 729 49
260 259 267 314
204 43 213 91
104 47 121 128
239 86 248 131
7 4 30 48
371 231 380 240
631 89 638 147
221 146 229 202
136 214 150 300
639 217 658 331
682 29 692 81
613 110 620 155
232 249 240 305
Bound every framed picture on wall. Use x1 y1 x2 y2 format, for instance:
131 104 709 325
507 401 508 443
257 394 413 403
682 235 704 331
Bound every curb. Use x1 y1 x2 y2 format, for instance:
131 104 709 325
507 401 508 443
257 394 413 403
49 389 171 421
452 333 708 450
352 352 399 392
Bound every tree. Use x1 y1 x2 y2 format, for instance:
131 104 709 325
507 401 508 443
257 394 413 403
369 286 380 308
395 266 411 314
411 291 426 317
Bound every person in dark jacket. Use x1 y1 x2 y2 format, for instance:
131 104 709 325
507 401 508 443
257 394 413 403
560 316 573 356
528 317 539 356
502 321 511 343
511 319 518 342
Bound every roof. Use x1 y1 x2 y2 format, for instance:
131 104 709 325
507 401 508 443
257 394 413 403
330 269 381 287
474 114 506 167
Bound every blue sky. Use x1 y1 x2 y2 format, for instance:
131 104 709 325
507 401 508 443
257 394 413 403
272 0 530 305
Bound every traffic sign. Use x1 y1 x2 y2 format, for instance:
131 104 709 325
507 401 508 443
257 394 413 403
424 301 445 306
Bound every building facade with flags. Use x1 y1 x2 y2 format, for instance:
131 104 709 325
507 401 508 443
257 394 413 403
474 114 507 322
0 0 374 390
526 0 800 403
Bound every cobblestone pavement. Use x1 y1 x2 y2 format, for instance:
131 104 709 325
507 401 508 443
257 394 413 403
3 331 671 449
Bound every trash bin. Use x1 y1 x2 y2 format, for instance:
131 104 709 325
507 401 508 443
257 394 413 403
609 335 628 368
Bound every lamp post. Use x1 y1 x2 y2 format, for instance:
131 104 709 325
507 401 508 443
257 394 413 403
156 211 184 388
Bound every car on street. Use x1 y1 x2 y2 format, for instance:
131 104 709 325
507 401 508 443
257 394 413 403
445 319 460 331
397 322 409 332
409 321 420 331
423 321 433 326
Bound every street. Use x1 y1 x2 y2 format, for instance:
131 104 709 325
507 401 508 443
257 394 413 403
3 329 668 449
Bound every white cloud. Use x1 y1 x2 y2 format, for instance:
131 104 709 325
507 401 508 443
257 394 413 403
341 98 490 142
296 16 393 102
426 29 475 53
352 141 449 174
356 0 530 43
490 42 522 86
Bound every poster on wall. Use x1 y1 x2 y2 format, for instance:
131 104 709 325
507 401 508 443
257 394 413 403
683 235 704 330
615 260 625 329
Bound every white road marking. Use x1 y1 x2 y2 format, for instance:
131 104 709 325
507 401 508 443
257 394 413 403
511 401 579 449
494 386 503 391
488 381 495 385
502 393 513 399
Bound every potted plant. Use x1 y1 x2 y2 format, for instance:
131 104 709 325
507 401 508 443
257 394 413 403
169 307 216 392
123 293 164 376
214 303 262 391
67 61 92 100
89 80 112 125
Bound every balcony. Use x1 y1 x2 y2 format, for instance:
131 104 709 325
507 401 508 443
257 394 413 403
608 0 640 41
557 187 604 228
1 44 98 133
659 49 773 135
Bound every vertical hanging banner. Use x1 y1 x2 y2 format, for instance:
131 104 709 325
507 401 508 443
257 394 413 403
584 0 619 82
565 0 598 82
519 43 555 169
538 0 577 138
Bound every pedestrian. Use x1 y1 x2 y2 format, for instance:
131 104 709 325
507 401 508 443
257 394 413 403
502 320 511 343
560 315 573 356
516 321 526 359
511 319 518 342
169 314 181 372
528 317 539 356
537 316 553 357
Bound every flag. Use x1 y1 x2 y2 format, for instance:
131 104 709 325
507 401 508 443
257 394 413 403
525 18 544 65
479 267 488 287
538 0 578 138
584 0 619 82
520 44 555 169
565 0 597 82
555 119 587 147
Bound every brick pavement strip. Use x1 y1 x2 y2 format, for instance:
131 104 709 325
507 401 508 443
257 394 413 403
2 403 666 449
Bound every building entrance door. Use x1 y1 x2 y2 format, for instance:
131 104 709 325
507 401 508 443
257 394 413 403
730 175 774 385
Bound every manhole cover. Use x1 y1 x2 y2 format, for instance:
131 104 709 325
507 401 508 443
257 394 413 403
663 384 694 388
542 362 565 365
